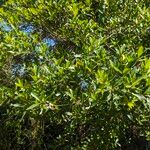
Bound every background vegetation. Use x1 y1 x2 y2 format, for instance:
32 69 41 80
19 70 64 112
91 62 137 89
0 0 150 149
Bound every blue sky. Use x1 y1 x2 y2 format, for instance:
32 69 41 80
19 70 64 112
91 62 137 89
0 22 56 46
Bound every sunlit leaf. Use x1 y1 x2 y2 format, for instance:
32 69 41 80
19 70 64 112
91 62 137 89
26 103 39 110
137 46 143 57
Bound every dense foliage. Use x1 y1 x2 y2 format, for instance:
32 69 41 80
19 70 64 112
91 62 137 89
0 0 150 149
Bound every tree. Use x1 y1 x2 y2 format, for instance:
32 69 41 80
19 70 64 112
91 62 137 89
0 0 150 149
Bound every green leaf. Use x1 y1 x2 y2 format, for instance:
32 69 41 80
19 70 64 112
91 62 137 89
137 46 143 57
131 75 147 87
144 87 150 95
65 89 74 100
132 93 145 100
110 60 122 74
72 4 78 17
123 68 130 74
10 103 22 107
31 92 40 101
145 59 150 69
85 0 91 5
15 79 23 88
95 69 107 84
26 103 39 110
127 100 135 110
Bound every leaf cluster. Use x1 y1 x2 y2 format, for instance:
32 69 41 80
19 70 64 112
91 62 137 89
0 0 150 149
